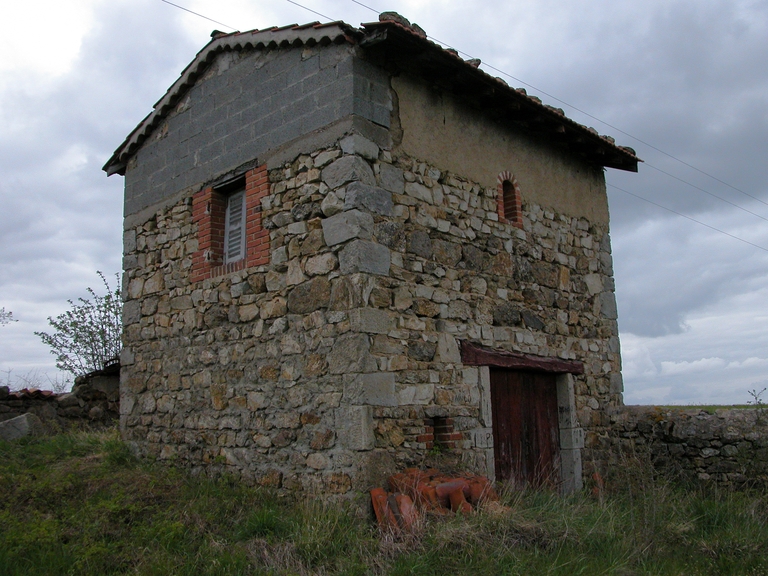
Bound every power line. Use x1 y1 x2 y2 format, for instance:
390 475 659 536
455 56 768 210
643 163 768 223
349 0 378 13
159 0 236 30
341 0 768 211
608 184 768 253
284 0 334 22
161 0 768 236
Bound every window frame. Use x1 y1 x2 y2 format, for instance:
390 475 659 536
191 165 270 282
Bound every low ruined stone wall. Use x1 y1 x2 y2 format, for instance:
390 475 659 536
0 367 119 431
604 406 768 488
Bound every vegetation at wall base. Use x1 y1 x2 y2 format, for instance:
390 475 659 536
1 430 767 575
34 271 122 378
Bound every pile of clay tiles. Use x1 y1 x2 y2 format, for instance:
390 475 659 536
370 468 500 532
6 388 57 399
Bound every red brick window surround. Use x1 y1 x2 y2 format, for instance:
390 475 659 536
191 165 270 282
497 171 523 229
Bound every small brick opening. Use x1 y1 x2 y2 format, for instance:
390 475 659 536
496 171 523 229
422 416 461 450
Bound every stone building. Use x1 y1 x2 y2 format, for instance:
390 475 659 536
104 14 638 495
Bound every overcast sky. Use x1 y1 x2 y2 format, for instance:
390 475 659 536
0 0 766 404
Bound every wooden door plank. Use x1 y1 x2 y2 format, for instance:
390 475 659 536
490 369 561 487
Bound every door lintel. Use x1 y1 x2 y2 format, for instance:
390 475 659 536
460 340 584 374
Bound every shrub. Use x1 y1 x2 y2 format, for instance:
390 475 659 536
35 272 122 377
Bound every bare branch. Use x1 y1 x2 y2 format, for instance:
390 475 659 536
0 307 16 327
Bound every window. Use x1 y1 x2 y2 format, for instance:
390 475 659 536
502 181 516 220
191 165 270 282
223 189 245 263
497 171 523 228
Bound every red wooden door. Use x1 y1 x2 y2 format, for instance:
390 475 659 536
490 369 560 487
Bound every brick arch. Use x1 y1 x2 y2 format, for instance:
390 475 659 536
497 171 523 229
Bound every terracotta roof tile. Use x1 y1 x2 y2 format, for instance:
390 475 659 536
9 388 57 400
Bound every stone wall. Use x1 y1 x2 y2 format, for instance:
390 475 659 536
0 366 119 430
603 406 768 488
120 133 622 492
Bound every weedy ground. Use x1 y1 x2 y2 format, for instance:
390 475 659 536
1 430 767 575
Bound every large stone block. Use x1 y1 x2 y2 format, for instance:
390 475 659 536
600 291 618 319
344 182 393 216
374 221 405 251
559 427 584 450
349 308 393 334
329 276 364 310
610 373 624 394
339 134 379 161
123 229 137 253
493 302 521 326
321 155 375 189
406 230 432 259
336 405 374 450
378 163 404 194
339 240 390 275
479 367 492 427
344 373 396 406
123 300 141 326
397 384 434 405
472 428 494 448
287 277 331 314
0 413 45 441
431 239 461 267
436 333 461 363
328 333 377 374
305 253 337 276
321 210 373 246
560 448 583 494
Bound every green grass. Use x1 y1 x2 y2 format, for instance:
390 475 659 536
2 430 767 575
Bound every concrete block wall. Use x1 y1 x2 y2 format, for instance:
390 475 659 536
123 44 392 217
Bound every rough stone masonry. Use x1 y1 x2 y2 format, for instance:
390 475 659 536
106 18 639 494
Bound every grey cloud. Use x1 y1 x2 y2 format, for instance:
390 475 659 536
0 0 202 377
1 0 767 404
613 208 768 337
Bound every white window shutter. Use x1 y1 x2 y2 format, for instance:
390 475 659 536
224 190 246 263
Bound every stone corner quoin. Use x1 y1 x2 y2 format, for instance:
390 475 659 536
111 22 631 495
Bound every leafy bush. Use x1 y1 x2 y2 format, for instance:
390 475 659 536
35 272 122 377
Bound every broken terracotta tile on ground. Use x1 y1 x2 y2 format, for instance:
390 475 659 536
371 468 500 532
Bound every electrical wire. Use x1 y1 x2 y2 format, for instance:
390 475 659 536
608 184 768 253
158 0 768 252
342 0 768 211
284 0 334 22
159 0 236 30
643 163 768 223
